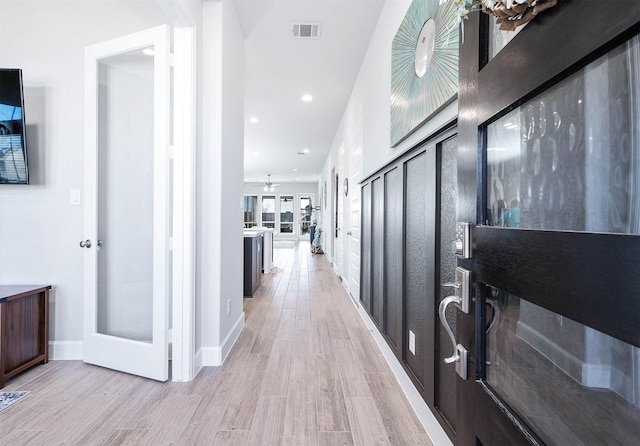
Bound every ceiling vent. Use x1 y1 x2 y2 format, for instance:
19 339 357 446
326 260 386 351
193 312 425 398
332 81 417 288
291 22 321 39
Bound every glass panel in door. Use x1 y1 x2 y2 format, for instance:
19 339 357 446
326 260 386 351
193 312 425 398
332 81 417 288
485 288 640 446
97 49 155 342
299 194 313 239
280 195 294 233
486 35 640 234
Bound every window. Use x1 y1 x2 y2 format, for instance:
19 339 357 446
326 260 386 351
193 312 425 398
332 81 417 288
280 195 294 233
243 195 258 228
261 195 276 228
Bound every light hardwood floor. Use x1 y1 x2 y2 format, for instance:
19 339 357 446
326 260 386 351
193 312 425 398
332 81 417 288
1 242 433 446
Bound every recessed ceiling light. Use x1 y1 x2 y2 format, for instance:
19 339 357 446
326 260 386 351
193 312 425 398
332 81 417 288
142 48 155 56
303 149 310 153
253 151 260 156
301 94 313 102
249 117 259 124
293 168 298 171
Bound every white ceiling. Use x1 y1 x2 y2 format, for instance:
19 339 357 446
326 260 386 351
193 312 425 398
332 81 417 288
234 0 385 185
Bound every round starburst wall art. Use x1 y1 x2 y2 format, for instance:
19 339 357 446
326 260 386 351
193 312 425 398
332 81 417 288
391 0 459 147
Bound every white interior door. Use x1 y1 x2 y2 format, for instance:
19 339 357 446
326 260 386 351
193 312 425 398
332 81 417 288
348 112 363 301
335 145 345 278
83 25 170 381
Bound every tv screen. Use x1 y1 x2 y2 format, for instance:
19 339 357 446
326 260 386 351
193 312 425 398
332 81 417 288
0 68 29 184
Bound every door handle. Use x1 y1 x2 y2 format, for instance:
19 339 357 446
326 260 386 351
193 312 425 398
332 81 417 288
439 296 469 379
439 266 471 380
79 239 92 248
439 295 463 364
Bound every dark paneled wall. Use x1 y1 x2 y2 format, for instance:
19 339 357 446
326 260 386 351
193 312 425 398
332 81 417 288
404 152 429 389
360 131 455 436
383 167 403 354
371 178 384 326
360 183 371 313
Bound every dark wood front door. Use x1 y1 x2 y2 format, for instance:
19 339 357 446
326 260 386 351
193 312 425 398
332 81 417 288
454 3 640 445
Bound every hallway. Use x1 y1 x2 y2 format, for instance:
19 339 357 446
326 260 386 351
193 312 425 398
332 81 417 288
0 243 433 445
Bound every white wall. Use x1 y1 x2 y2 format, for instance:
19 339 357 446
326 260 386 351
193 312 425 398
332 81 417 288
0 0 172 359
198 0 245 367
319 0 457 261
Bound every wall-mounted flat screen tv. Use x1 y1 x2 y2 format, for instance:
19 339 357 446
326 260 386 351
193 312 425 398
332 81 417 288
0 68 29 184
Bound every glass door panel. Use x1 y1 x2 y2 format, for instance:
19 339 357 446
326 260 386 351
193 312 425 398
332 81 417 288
486 35 640 234
280 195 294 234
485 287 640 446
97 50 154 342
299 194 313 239
261 195 275 228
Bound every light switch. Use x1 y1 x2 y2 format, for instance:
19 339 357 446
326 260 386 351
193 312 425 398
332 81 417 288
409 330 416 355
70 189 81 206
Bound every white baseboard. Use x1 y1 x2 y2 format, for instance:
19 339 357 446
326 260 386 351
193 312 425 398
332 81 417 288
49 341 83 360
200 312 245 367
354 302 453 446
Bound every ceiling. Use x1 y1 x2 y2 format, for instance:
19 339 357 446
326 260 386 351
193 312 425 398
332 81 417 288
234 0 385 185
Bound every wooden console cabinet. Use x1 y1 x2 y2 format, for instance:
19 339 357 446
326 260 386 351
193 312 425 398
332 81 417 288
0 285 51 388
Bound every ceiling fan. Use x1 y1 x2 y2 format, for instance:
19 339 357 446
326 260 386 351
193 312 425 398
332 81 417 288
255 174 280 192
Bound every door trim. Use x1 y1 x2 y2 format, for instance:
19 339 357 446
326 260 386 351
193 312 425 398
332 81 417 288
171 26 197 382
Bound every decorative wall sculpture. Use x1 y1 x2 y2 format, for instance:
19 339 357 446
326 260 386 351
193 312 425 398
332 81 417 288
390 0 459 147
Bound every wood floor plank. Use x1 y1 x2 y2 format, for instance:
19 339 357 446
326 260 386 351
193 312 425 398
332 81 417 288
102 429 149 446
344 397 392 446
316 353 351 432
212 430 250 446
365 373 432 445
137 394 202 444
318 431 355 446
1 429 45 446
347 325 390 374
290 328 316 375
247 396 287 446
276 308 297 340
283 371 319 446
332 339 373 398
217 366 265 431
260 339 293 397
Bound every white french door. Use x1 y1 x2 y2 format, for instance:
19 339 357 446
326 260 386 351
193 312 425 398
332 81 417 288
83 25 171 381
348 111 363 302
335 144 346 279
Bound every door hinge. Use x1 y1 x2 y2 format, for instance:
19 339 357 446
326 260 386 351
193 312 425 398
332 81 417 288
169 237 174 251
168 145 174 159
169 52 175 67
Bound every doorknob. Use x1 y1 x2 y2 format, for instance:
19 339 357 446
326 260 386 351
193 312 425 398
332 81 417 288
79 239 92 248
